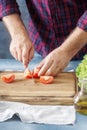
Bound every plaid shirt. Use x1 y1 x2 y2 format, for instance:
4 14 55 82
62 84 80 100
0 0 87 60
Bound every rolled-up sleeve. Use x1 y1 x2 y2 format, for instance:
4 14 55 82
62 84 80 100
77 11 87 31
0 0 20 20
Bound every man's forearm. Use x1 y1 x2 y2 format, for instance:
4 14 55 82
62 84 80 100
2 14 29 39
60 27 87 59
2 13 34 67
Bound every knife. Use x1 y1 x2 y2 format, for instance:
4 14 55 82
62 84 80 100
31 69 35 84
25 67 35 84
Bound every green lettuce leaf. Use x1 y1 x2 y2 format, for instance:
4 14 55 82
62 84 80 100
76 54 87 90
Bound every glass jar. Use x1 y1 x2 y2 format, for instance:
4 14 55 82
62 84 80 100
75 78 87 115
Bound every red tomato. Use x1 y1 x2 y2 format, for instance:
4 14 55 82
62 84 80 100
33 67 40 78
40 76 54 84
24 68 32 79
1 74 15 83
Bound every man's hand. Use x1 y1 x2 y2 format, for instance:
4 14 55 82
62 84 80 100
37 47 69 76
9 33 34 68
38 27 87 76
3 14 34 67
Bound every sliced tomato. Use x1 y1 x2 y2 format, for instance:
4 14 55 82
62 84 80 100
40 76 54 84
33 67 40 78
1 74 15 83
24 68 32 79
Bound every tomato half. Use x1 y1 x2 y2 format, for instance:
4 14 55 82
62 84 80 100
40 76 54 84
33 67 40 78
24 68 32 79
1 74 15 83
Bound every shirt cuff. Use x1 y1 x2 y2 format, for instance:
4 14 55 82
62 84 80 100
0 0 20 20
77 11 87 31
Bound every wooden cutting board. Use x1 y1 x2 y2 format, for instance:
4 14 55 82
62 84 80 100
0 72 78 105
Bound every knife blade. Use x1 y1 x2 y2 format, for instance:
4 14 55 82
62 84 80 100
31 70 35 84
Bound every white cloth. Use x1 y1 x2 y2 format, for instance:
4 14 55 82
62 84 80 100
0 101 75 125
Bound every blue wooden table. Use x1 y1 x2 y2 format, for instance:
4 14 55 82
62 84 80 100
0 53 87 130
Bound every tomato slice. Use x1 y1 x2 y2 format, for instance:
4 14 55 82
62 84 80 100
1 74 15 83
40 76 54 84
33 67 40 78
24 68 32 79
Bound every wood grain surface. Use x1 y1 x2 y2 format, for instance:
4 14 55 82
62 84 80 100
0 72 78 105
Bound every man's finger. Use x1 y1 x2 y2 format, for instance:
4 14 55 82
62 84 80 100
28 47 34 61
37 59 45 69
38 60 53 76
17 48 22 62
22 48 29 68
11 50 18 60
45 63 57 76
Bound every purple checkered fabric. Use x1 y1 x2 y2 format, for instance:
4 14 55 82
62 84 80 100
0 0 87 60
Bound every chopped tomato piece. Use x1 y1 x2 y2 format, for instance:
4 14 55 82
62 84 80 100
24 68 32 79
40 76 54 84
1 74 15 83
33 67 40 78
